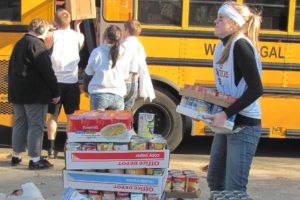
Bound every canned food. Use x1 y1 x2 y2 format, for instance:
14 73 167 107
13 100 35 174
81 143 97 151
125 168 145 175
148 136 167 150
97 143 114 151
137 113 155 139
65 142 81 151
172 173 186 192
129 136 148 150
113 143 129 151
186 174 199 192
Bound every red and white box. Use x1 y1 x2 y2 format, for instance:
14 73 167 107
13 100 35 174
65 150 170 170
63 169 168 194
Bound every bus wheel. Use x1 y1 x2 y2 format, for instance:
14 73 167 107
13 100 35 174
132 88 183 151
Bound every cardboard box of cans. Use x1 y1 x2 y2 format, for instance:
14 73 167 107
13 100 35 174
65 149 170 170
179 85 237 108
63 169 168 194
65 134 169 169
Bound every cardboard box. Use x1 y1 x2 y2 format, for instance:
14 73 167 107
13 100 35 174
65 0 96 20
65 150 170 170
67 129 135 143
165 189 201 198
176 105 234 133
63 169 168 194
180 88 234 108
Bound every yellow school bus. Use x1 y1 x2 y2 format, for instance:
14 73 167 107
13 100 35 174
1 0 300 151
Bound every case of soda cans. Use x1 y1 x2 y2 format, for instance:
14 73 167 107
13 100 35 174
209 190 253 200
179 85 237 108
176 85 237 134
63 110 170 199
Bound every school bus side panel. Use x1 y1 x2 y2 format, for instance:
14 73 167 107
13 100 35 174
0 0 55 127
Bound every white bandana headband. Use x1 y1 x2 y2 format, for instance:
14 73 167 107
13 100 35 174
218 4 250 27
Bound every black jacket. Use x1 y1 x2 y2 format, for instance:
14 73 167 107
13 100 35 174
8 34 59 104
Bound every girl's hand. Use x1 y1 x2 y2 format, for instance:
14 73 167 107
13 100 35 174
204 111 228 127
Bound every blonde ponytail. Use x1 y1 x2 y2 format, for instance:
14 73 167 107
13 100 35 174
247 13 262 51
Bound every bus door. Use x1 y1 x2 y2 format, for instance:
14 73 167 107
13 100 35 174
99 0 134 44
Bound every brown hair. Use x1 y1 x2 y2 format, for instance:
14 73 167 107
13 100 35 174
55 8 71 29
104 25 122 68
124 19 142 36
217 1 261 64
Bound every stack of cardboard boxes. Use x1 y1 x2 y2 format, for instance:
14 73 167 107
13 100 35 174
63 110 170 199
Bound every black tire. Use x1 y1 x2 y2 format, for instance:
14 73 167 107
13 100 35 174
132 89 183 151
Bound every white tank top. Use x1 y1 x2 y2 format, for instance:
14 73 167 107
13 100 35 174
213 34 262 119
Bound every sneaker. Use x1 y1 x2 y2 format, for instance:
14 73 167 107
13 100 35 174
29 158 54 170
48 148 58 159
11 156 22 166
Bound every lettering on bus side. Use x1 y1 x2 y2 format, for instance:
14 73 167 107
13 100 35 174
204 43 216 56
260 46 285 58
204 43 285 59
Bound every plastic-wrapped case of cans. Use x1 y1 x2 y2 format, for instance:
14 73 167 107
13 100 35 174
209 190 253 200
68 110 132 133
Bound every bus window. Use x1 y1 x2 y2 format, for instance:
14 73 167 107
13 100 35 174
138 0 182 26
189 0 227 27
103 0 133 21
0 0 21 21
295 0 300 31
244 0 289 31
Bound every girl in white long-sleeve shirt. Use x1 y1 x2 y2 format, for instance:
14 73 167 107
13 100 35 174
84 25 129 110
122 20 155 111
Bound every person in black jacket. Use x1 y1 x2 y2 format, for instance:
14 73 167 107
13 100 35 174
8 18 60 170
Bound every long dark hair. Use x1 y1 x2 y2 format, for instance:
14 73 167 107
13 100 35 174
104 25 122 68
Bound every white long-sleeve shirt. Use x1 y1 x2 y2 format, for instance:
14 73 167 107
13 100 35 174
85 44 129 96
122 36 155 101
